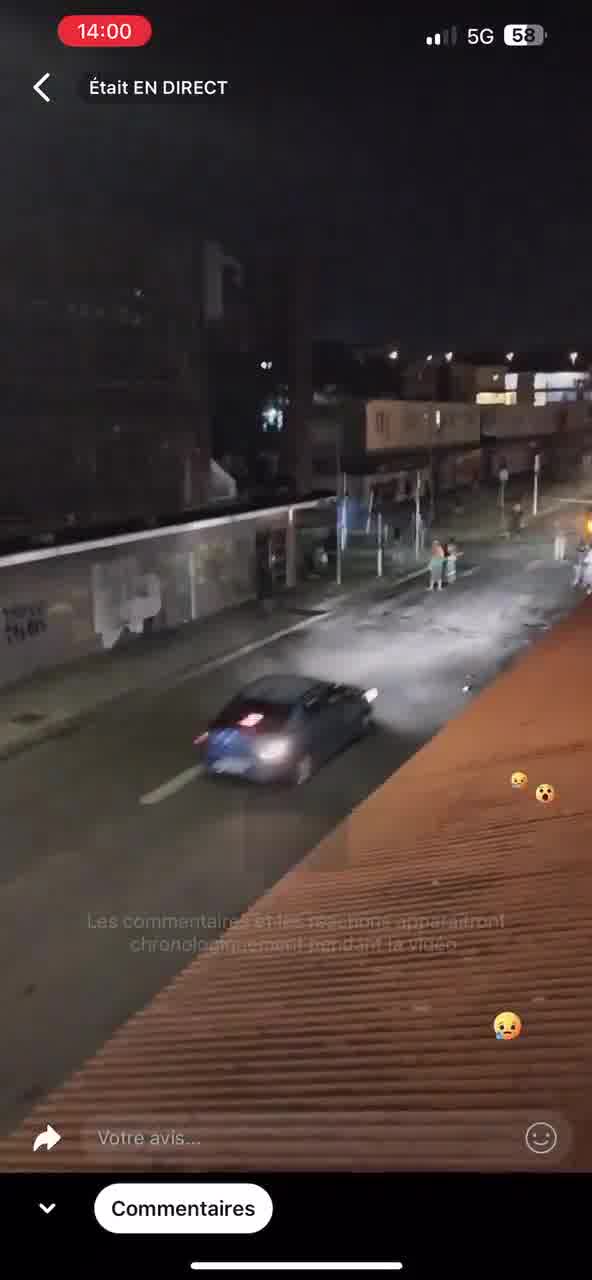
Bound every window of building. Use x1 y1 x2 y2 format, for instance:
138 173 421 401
533 370 589 405
476 391 516 406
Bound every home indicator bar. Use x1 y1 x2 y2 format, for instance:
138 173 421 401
190 1265 403 1273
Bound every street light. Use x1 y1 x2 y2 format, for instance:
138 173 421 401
569 351 579 366
259 360 273 371
505 351 515 362
388 348 399 360
426 353 433 362
445 351 453 362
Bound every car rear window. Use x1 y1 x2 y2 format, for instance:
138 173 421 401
211 699 294 733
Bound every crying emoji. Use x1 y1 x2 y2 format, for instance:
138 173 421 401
494 1011 522 1041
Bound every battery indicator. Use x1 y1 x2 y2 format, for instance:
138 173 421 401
504 24 546 45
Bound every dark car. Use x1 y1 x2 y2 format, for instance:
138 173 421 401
198 674 377 785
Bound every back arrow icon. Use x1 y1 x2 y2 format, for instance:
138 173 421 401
34 73 51 103
33 1124 61 1151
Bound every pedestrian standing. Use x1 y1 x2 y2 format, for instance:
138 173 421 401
416 509 425 552
445 538 458 584
583 545 592 594
553 521 567 562
573 539 587 588
428 540 445 591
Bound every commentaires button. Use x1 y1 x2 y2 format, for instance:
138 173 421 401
94 1184 273 1233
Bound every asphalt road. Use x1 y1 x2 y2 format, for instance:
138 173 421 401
0 525 580 1136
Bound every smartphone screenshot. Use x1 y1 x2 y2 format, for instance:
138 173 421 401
0 7 590 1275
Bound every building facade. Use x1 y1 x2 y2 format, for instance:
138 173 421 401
0 217 246 533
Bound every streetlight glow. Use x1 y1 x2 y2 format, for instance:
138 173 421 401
506 351 515 362
426 353 433 362
388 349 399 360
445 351 453 362
569 351 578 365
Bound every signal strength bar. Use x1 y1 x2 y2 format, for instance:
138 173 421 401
426 26 458 47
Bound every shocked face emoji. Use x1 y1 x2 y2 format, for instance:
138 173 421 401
511 771 528 790
536 783 555 805
494 1011 522 1041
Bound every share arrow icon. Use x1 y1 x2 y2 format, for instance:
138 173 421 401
33 1124 62 1152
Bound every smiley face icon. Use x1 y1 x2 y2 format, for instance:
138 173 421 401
494 1010 522 1040
511 771 528 790
525 1122 558 1155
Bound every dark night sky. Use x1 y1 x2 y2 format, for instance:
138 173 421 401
4 4 592 347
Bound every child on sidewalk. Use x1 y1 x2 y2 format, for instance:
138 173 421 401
428 540 445 591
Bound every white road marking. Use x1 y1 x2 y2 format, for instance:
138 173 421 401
140 764 204 806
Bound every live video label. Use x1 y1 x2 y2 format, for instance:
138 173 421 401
80 76 230 101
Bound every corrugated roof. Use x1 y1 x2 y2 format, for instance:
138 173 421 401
3 601 592 1172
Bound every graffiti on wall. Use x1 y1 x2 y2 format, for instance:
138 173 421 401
2 601 48 646
92 557 162 649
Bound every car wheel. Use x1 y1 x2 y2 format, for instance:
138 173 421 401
294 753 313 786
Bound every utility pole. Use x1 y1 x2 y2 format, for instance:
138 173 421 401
498 465 509 531
533 453 541 516
429 407 442 525
335 425 342 586
415 469 422 559
377 510 384 577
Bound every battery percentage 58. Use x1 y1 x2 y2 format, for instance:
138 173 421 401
504 24 546 46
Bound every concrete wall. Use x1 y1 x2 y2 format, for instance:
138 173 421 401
560 403 592 432
0 510 293 688
480 404 558 438
366 401 480 451
485 442 541 480
308 398 365 458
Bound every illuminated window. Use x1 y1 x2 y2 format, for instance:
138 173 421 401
476 389 512 404
533 370 588 405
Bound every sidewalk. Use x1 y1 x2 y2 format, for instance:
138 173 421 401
431 476 591 544
346 477 591 553
0 559 427 762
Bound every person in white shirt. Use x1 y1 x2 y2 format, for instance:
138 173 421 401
553 521 567 562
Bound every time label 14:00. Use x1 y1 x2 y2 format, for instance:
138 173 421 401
58 15 153 47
